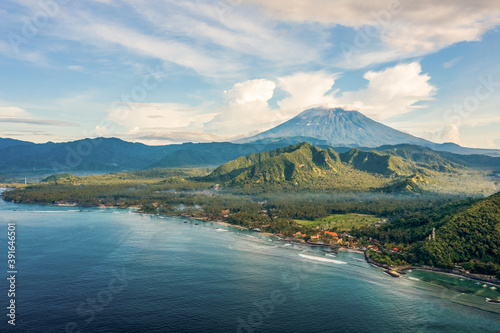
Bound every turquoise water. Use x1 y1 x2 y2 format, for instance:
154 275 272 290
0 196 499 332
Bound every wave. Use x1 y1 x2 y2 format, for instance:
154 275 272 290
22 210 68 213
325 254 336 257
352 258 365 262
407 277 420 281
216 229 229 232
299 253 347 264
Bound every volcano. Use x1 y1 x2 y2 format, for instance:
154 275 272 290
239 107 432 148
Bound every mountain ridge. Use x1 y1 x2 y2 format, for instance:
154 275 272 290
204 142 499 195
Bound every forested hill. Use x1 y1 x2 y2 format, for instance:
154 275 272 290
414 191 500 271
206 142 390 190
204 142 496 193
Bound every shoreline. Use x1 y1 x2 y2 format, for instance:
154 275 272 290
337 247 364 254
365 251 500 287
214 221 250 231
401 267 500 288
3 196 500 288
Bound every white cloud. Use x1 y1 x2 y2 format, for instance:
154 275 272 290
224 79 276 105
0 106 31 118
422 123 462 144
112 64 437 141
441 124 461 144
442 57 461 69
0 106 77 128
243 0 500 68
338 62 436 119
204 73 341 137
130 130 231 145
277 71 338 115
67 65 84 71
108 103 218 132
0 40 46 65
121 0 318 66
205 79 280 136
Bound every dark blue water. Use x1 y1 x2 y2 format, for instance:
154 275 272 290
0 195 499 332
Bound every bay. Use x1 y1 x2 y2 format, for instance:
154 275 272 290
0 195 499 332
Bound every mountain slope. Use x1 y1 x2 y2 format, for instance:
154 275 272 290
0 138 286 174
239 107 432 147
0 137 35 150
205 142 499 194
414 191 500 272
205 142 431 191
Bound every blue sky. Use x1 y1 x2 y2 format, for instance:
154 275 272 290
1 0 500 148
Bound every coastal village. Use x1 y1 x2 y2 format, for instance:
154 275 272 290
183 207 500 289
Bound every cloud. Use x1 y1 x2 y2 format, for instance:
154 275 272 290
121 0 318 66
67 65 84 71
338 62 436 119
0 40 46 65
110 64 437 142
0 106 30 118
55 18 233 78
277 71 339 115
422 123 462 144
442 57 462 69
224 79 276 105
204 79 280 136
205 74 341 138
133 130 231 145
108 103 218 132
0 106 76 126
243 0 500 68
19 0 319 78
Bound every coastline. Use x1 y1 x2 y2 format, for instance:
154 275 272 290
3 195 500 288
337 247 364 254
214 221 250 231
401 267 500 288
365 251 500 287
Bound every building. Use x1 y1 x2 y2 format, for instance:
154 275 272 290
310 233 321 242
324 231 339 240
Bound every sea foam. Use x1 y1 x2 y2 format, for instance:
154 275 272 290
299 253 347 264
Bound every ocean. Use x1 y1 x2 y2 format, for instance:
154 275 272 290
0 195 499 332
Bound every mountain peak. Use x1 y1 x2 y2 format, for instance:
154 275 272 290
238 107 432 148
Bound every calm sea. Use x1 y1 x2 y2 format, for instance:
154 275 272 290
0 193 499 332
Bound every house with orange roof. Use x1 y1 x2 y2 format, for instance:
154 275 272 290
324 231 339 239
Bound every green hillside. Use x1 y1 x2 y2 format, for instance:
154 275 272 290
206 142 390 190
339 148 412 176
378 173 430 194
205 142 495 194
414 191 500 273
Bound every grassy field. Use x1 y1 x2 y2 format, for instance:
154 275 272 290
294 213 383 231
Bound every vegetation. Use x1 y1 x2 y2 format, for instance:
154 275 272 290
294 214 381 231
2 142 500 279
352 192 500 278
204 142 498 195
